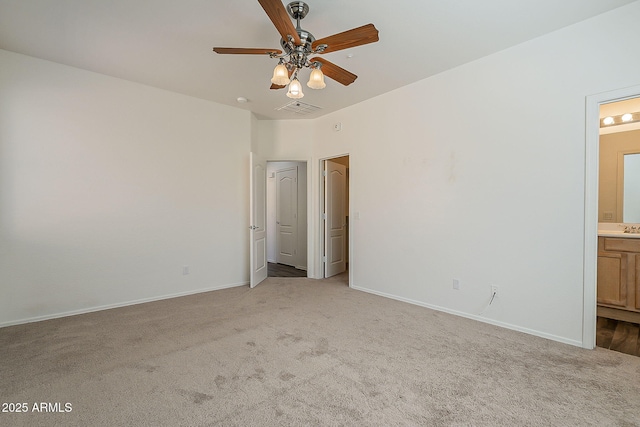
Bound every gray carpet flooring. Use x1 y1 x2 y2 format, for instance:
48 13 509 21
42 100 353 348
1 275 640 426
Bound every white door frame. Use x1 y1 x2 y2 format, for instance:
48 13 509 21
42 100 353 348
583 84 640 348
266 158 312 277
318 154 352 286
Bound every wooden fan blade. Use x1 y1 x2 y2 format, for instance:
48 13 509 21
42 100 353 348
213 47 282 55
310 57 357 86
257 0 302 46
270 67 295 90
312 23 379 54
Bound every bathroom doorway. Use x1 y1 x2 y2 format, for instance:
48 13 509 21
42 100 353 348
594 96 640 356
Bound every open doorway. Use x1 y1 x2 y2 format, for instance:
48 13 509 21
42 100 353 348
266 161 308 278
595 96 640 357
585 85 640 349
321 155 350 284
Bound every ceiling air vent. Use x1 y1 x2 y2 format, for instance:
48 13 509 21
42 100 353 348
276 100 322 116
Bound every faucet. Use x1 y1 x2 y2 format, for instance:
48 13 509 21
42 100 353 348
616 224 640 233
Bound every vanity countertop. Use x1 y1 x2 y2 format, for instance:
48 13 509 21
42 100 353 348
598 223 640 239
598 232 640 239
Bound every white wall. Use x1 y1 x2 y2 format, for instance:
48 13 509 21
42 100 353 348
624 153 640 222
256 119 313 160
0 50 251 326
260 2 640 346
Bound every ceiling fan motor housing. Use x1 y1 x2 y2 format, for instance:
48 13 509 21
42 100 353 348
281 1 316 69
280 28 316 53
212 0 379 88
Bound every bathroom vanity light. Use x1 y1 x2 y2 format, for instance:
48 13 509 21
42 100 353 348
600 111 640 127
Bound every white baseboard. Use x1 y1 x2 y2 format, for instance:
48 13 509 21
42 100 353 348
0 281 249 328
351 285 583 348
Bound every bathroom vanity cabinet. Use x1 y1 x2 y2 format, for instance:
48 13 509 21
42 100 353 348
597 236 640 322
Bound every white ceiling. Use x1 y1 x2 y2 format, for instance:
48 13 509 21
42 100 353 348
1 0 636 120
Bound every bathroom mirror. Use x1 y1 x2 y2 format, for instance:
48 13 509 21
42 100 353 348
599 129 640 223
623 152 640 223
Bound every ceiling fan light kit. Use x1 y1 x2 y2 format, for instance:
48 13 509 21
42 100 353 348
286 75 304 99
271 61 291 86
307 67 326 89
213 0 379 98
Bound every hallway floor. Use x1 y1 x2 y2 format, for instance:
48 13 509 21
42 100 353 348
267 262 307 278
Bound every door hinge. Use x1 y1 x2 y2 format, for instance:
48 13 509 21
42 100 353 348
323 170 327 177
323 256 327 263
322 213 327 220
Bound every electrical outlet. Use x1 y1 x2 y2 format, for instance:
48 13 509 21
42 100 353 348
182 266 190 275
491 285 498 296
453 279 460 290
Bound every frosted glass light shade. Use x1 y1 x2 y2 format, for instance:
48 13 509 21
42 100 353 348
307 68 326 89
271 63 290 85
286 78 304 99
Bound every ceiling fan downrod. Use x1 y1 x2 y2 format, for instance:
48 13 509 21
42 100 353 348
274 2 327 72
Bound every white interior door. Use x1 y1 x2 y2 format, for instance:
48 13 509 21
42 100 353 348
324 160 347 278
250 152 267 288
276 167 298 266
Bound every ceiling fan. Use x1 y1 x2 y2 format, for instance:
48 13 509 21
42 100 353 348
213 0 379 99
